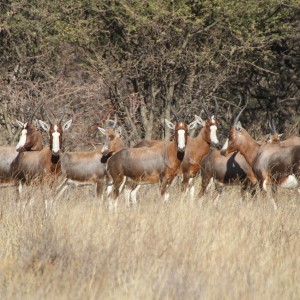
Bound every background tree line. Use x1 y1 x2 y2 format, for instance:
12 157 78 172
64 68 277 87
0 0 299 149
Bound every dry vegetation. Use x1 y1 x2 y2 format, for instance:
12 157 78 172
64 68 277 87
0 182 299 300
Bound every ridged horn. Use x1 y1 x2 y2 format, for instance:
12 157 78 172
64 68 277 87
234 97 248 125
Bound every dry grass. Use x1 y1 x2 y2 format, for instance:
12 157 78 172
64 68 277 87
0 182 299 300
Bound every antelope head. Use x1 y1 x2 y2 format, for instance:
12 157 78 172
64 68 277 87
38 109 72 156
98 127 123 156
195 97 220 146
15 104 43 152
165 119 197 152
98 114 124 156
15 120 41 152
221 99 248 155
266 119 282 144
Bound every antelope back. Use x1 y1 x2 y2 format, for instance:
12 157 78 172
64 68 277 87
280 135 300 146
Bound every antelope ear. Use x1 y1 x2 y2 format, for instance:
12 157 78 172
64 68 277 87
38 120 50 132
194 115 205 127
188 120 198 130
63 119 72 131
16 120 25 128
236 121 243 131
98 127 106 135
165 119 175 130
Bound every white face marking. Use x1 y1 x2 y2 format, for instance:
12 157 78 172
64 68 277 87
101 144 108 154
210 125 219 145
220 138 229 153
177 129 186 151
16 129 28 150
52 125 61 154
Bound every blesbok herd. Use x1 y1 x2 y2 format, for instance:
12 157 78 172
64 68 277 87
0 99 299 210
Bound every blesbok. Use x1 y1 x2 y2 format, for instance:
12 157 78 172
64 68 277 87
10 112 72 193
180 106 219 200
55 116 124 200
199 150 257 204
266 119 300 146
134 100 220 201
0 118 43 185
106 118 198 209
221 101 300 210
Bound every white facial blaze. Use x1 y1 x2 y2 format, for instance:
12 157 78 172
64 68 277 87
101 144 108 154
177 129 186 151
221 138 229 152
210 125 219 145
52 125 61 154
16 129 28 150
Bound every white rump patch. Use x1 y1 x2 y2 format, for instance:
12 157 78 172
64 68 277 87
210 125 219 145
177 129 186 151
16 129 28 150
280 175 298 189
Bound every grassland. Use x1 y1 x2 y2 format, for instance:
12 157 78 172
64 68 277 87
0 183 299 300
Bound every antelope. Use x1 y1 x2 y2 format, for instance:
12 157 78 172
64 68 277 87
10 111 72 193
134 100 220 201
106 118 198 209
199 150 257 205
266 119 300 146
180 102 219 200
221 100 300 210
55 115 124 200
0 111 43 185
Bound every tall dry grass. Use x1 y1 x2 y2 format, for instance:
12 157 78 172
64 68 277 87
0 182 299 300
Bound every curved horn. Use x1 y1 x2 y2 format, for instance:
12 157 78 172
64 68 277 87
59 107 66 124
213 96 218 119
200 101 209 118
170 106 179 122
234 97 248 125
112 114 117 128
30 104 43 122
42 107 53 125
268 119 275 134
268 119 276 134
104 114 110 128
271 119 277 133
229 96 243 124
184 114 189 123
